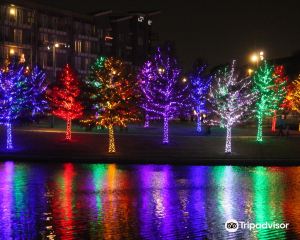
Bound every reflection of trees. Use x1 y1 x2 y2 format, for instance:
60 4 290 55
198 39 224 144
52 163 76 240
188 166 208 237
0 162 14 239
253 167 285 239
102 164 136 239
283 167 300 235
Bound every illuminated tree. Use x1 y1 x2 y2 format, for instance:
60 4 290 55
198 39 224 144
210 60 256 153
138 46 189 144
290 75 300 113
0 63 47 149
271 65 288 131
48 64 83 140
281 85 294 112
27 66 49 118
84 57 139 153
189 65 212 132
138 60 160 128
253 61 285 142
80 56 106 130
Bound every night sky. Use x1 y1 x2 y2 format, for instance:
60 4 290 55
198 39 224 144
32 0 300 70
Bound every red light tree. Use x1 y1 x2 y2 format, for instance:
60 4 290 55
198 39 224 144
48 64 83 140
271 65 288 132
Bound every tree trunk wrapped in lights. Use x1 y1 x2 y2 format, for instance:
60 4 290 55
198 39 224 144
82 56 139 153
47 64 83 140
210 60 256 153
6 122 12 150
108 124 116 153
0 62 48 150
144 113 150 128
253 61 286 142
66 118 72 140
138 46 189 143
271 65 288 132
189 64 212 133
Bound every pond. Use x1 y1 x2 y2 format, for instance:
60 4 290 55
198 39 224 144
0 162 299 239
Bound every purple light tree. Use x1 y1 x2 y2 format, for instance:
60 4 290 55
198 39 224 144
189 65 212 133
138 46 189 143
138 60 159 128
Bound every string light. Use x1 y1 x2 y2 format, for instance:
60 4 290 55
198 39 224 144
138 61 159 128
144 113 150 128
0 62 25 150
290 74 300 113
271 65 288 132
108 124 116 153
48 64 83 141
6 123 12 149
138 46 189 144
0 61 47 150
253 61 285 142
29 66 48 118
210 60 256 153
83 57 139 153
189 65 212 133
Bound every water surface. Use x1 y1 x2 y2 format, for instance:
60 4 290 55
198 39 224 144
0 162 299 239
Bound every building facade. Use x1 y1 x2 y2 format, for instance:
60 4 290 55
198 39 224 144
0 0 159 80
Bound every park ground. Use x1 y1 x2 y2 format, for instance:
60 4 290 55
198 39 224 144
0 118 300 166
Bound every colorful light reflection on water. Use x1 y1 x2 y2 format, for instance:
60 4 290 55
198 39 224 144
0 163 300 239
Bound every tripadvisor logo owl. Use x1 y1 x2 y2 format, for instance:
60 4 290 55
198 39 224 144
225 219 239 232
224 219 289 232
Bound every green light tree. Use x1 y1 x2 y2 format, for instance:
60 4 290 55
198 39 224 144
253 61 285 142
80 56 106 130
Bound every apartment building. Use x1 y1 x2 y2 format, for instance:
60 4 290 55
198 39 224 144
0 0 160 79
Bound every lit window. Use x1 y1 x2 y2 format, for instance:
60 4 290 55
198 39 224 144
9 7 16 16
20 54 25 63
9 48 15 55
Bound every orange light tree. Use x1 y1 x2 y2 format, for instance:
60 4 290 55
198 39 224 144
271 65 288 131
290 75 300 113
83 57 139 153
47 64 83 140
282 84 294 113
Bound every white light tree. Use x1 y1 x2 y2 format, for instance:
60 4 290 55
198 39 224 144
210 60 256 153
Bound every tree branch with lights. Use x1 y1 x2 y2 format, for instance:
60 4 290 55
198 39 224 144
271 65 288 132
0 62 48 149
210 60 256 153
138 46 189 144
83 57 139 153
253 61 285 142
47 64 83 140
189 64 212 133
290 74 300 116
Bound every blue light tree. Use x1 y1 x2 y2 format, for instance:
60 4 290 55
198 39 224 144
138 46 189 144
0 63 48 149
189 65 212 133
28 66 48 117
